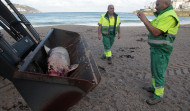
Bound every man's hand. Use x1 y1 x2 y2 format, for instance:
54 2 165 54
137 11 149 24
137 11 162 37
98 34 101 40
118 33 120 39
118 25 121 39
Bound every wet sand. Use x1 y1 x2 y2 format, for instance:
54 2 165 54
0 25 190 111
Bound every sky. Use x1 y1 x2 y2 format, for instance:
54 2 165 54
3 0 156 12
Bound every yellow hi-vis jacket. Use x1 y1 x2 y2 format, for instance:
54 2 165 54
98 12 121 36
148 5 179 55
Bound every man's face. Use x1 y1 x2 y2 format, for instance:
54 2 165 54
108 5 114 14
155 0 166 13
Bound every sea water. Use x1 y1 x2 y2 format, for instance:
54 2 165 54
19 12 190 27
1 12 190 29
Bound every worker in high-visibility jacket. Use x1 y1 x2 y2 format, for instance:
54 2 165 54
98 4 121 64
137 0 179 105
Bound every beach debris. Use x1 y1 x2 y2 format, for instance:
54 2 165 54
136 38 147 42
118 48 125 52
98 65 106 71
44 46 78 77
129 47 140 49
117 47 139 53
119 55 134 59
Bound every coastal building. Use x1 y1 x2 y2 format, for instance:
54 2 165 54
17 8 26 12
182 0 190 9
6 5 26 12
150 2 156 9
145 0 190 10
172 0 185 9
172 0 190 10
144 2 156 11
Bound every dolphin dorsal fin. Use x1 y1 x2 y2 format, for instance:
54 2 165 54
44 45 50 54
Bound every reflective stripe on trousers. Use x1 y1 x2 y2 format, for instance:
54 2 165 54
152 78 164 98
104 50 112 57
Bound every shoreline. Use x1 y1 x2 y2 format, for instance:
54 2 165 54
1 23 190 31
29 22 190 27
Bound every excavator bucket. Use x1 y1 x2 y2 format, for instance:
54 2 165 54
13 28 101 111
0 1 101 111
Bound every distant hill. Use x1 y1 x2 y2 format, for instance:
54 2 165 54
7 3 41 13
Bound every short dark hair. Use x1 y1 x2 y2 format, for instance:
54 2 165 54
108 4 114 10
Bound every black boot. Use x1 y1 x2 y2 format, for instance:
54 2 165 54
107 57 112 64
146 97 161 105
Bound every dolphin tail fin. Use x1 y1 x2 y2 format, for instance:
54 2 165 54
68 64 79 72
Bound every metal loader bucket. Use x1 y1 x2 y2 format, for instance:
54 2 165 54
12 28 101 111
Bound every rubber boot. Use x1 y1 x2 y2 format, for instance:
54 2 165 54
107 57 112 64
146 97 161 105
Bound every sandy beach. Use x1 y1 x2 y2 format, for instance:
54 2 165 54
0 24 190 111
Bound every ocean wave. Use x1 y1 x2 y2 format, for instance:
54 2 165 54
120 20 141 23
31 21 65 25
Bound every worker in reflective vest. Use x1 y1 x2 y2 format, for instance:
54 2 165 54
137 0 179 105
98 4 121 64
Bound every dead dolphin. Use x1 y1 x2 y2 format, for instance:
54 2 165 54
44 45 78 77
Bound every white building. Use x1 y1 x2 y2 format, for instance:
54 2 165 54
172 0 185 9
150 2 156 9
148 0 190 10
17 8 26 12
182 1 190 9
